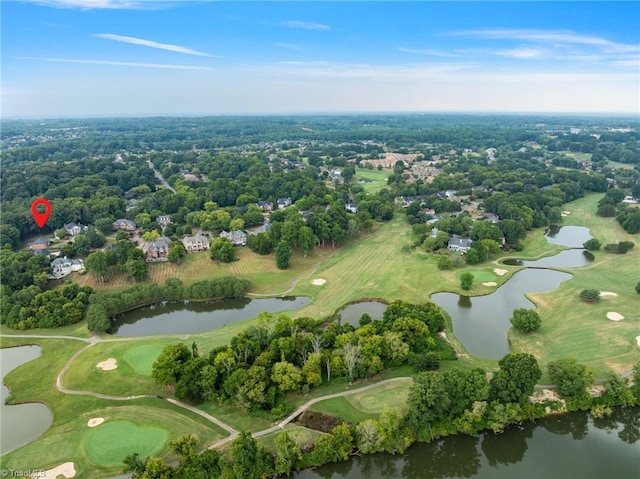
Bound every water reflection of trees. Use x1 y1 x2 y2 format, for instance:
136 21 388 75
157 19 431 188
592 407 640 445
481 424 532 466
538 411 589 440
401 435 481 479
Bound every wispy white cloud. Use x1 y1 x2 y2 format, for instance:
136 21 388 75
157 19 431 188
398 47 460 58
247 61 477 81
15 56 211 70
495 47 544 59
274 42 306 51
449 29 639 54
23 0 154 9
94 33 217 57
282 20 331 31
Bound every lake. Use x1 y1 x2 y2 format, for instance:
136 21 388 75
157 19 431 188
1 345 53 455
110 296 311 337
295 407 640 479
431 269 572 359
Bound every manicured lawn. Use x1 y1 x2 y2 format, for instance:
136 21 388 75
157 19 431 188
83 420 168 467
1 337 227 479
510 193 640 379
257 425 323 454
62 339 176 396
309 380 412 423
74 246 334 294
354 167 392 194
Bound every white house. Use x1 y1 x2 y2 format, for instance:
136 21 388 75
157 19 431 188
50 256 84 278
447 235 473 253
63 222 88 236
345 203 358 214
277 197 292 209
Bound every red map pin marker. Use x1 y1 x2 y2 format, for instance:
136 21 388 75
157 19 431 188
31 198 52 228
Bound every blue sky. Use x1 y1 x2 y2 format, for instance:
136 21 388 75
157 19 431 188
2 1 639 118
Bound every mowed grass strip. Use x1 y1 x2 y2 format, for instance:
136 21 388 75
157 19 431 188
309 380 412 423
83 420 168 467
257 425 324 454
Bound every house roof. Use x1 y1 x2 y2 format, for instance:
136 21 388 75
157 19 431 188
29 237 51 245
183 233 209 244
147 237 171 251
113 218 136 227
448 235 472 248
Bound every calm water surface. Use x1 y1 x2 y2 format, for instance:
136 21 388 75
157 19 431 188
338 301 387 327
296 408 640 479
1 345 53 455
432 269 571 359
111 297 311 337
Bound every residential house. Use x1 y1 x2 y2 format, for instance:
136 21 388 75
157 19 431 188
64 222 88 236
277 197 292 209
143 236 171 261
256 222 272 234
447 235 473 253
156 215 172 229
622 196 638 204
112 219 137 231
50 256 84 278
220 230 247 246
182 233 210 253
256 200 274 212
27 237 51 251
33 249 52 259
345 202 358 214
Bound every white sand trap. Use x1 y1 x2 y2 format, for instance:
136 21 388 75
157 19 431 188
96 358 117 371
311 278 326 286
482 281 497 287
607 312 624 321
636 336 640 347
562 211 570 215
87 417 104 427
40 462 76 479
600 291 618 297
493 268 508 276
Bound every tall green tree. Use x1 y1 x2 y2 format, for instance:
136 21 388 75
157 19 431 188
275 240 291 269
548 358 595 398
489 353 541 404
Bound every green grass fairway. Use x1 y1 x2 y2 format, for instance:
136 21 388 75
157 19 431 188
258 425 323 453
466 270 497 283
63 339 179 396
309 380 412 422
355 168 392 193
83 420 168 467
122 343 168 376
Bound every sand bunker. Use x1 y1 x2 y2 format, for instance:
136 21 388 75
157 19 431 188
482 281 497 287
40 462 76 479
600 291 618 297
87 417 105 427
493 268 508 276
636 336 640 347
607 312 624 321
562 211 570 215
311 278 326 286
96 358 117 371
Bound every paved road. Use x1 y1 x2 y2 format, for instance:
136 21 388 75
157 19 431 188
147 159 177 194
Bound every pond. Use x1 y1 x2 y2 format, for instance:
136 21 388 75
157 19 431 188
502 249 594 268
337 301 387 327
431 269 572 359
295 407 640 479
545 224 593 247
1 345 53 455
111 296 311 337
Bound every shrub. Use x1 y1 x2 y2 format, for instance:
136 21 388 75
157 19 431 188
579 289 600 303
583 238 601 251
510 308 542 332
